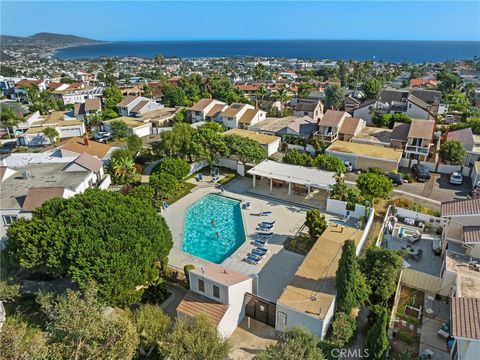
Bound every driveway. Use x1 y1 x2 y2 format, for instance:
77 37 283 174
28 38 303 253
344 171 471 205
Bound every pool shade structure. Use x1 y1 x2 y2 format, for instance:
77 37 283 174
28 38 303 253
247 160 336 195
182 194 246 264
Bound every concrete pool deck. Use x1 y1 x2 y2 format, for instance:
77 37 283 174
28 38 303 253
162 178 325 301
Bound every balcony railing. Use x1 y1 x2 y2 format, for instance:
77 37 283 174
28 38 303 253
405 144 430 155
314 131 338 141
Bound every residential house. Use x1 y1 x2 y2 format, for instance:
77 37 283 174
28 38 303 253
409 78 438 88
344 95 362 114
103 117 151 138
73 98 102 120
223 128 280 156
54 136 114 162
248 116 318 139
292 99 323 122
220 103 266 130
116 96 162 117
16 111 86 147
351 127 393 147
52 87 103 105
390 120 436 162
450 297 480 360
315 110 351 143
190 98 227 123
338 117 366 141
0 153 108 240
441 198 480 258
447 128 480 166
256 99 283 116
176 263 253 337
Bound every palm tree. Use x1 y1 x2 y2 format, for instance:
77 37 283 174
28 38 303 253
273 86 290 117
256 85 267 101
42 126 59 145
154 54 164 66
109 157 140 185
0 106 22 138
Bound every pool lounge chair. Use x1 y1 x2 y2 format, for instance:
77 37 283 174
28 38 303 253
257 224 274 231
257 231 273 237
252 247 268 256
244 256 259 265
253 239 268 247
261 220 276 226
259 211 272 216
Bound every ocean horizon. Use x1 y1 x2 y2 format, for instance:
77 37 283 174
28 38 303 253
53 39 480 63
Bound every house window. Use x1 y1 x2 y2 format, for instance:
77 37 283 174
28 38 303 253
3 215 17 226
278 311 287 326
409 103 412 109
198 279 205 292
304 111 308 116
212 285 220 299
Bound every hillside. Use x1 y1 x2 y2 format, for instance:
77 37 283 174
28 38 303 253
0 32 102 46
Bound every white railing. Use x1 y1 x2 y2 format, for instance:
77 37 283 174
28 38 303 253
405 144 429 155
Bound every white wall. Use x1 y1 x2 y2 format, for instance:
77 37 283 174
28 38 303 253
190 160 208 175
326 198 367 219
405 102 430 119
98 174 111 189
189 272 229 304
457 338 480 360
276 302 325 338
286 143 316 155
132 124 151 138
266 138 281 156
217 279 252 337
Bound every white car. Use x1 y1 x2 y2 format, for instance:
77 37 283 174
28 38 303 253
449 172 463 185
343 161 353 172
94 132 112 143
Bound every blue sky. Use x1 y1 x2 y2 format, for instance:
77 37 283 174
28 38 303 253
2 1 479 41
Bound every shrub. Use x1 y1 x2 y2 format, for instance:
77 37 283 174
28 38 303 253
283 149 312 166
160 157 191 180
330 312 356 347
184 264 195 289
305 209 327 240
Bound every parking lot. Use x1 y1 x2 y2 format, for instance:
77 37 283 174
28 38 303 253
345 170 472 205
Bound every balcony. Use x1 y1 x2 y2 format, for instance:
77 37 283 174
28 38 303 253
405 144 430 156
314 130 338 142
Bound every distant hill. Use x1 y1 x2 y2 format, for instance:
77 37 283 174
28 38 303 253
0 32 102 46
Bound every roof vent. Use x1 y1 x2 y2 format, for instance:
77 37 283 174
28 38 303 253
22 170 32 180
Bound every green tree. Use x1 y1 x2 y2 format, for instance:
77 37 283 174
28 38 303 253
38 284 139 359
154 53 164 66
324 84 344 110
162 83 188 107
336 240 370 314
127 134 143 155
357 172 393 200
362 78 382 99
439 140 467 165
0 64 16 76
133 304 170 358
364 307 389 360
273 85 290 116
256 84 268 101
283 149 312 166
110 119 129 139
256 327 325 360
0 280 20 302
109 156 140 184
42 126 59 144
330 312 356 347
305 209 327 240
172 108 187 123
253 63 267 80
103 86 123 119
142 84 153 98
225 135 267 166
162 315 231 360
6 190 173 305
297 83 313 98
111 148 133 161
150 172 178 200
0 105 22 137
101 59 117 86
192 122 229 168
437 70 461 93
360 247 403 303
312 154 346 174
159 157 191 180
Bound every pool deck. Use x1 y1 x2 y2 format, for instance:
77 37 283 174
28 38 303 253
162 178 322 302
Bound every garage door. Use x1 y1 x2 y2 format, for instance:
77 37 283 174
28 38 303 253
326 151 357 168
133 125 151 138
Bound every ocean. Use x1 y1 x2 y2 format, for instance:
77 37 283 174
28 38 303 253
53 40 480 63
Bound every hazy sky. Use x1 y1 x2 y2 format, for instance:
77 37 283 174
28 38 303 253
2 1 480 41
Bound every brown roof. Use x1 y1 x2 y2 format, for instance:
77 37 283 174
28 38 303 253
339 117 364 136
206 104 226 117
84 98 102 112
116 95 138 108
223 128 280 145
238 108 260 124
407 119 435 140
130 100 149 113
451 297 480 340
278 225 364 319
391 122 411 141
189 263 250 287
463 226 480 244
191 98 215 112
176 290 228 327
221 103 247 118
60 137 112 159
407 94 430 112
22 187 65 212
441 198 480 217
73 153 102 172
319 110 350 127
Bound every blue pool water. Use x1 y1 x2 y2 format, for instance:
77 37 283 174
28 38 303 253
182 194 246 264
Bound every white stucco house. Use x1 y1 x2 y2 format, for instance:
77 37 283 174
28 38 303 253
177 263 253 337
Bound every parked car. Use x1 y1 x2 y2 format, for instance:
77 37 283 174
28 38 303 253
412 164 431 182
449 172 463 185
432 238 442 256
94 132 112 143
343 161 353 172
386 173 403 186
0 141 16 154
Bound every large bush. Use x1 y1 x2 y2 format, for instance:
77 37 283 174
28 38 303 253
160 157 191 180
6 189 172 305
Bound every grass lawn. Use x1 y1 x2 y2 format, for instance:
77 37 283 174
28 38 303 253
396 286 424 326
164 182 196 205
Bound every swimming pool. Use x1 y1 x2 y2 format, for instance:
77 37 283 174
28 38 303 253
182 194 246 264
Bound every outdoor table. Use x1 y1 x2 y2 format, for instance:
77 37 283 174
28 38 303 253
405 247 418 256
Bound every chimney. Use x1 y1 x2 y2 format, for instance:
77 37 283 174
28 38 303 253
83 134 89 147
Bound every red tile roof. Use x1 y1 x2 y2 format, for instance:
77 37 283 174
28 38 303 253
463 226 480 244
176 291 228 327
441 198 480 217
451 297 480 340
22 187 65 212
